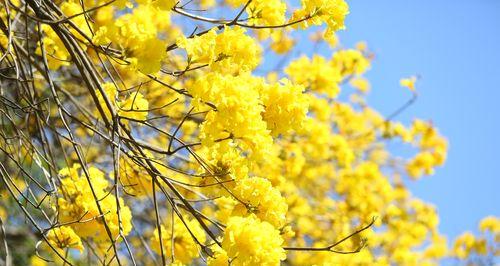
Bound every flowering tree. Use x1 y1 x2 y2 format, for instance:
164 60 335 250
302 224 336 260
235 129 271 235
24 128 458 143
0 0 498 265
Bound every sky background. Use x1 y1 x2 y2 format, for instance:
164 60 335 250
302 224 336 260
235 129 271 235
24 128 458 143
331 0 500 240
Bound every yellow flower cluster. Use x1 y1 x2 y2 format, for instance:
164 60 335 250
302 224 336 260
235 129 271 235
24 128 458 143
210 215 286 266
336 162 393 219
286 55 342 98
285 49 369 99
292 0 349 38
400 76 418 91
37 1 93 69
246 0 287 26
406 119 448 179
46 226 84 252
93 3 172 73
55 164 132 246
331 49 371 77
479 216 500 234
190 73 272 161
384 121 413 142
197 140 250 185
178 26 261 74
231 177 288 228
189 72 308 167
259 78 309 136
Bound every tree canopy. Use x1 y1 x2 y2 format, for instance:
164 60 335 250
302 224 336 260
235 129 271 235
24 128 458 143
0 0 498 265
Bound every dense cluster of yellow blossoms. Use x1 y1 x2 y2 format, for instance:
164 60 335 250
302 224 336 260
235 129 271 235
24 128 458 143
210 215 286 266
56 164 133 248
1 0 498 265
178 26 261 75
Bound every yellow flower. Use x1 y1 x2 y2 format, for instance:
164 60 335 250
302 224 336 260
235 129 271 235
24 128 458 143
232 177 288 228
331 49 370 77
350 77 371 93
178 26 261 74
479 216 500 233
36 1 94 70
452 232 476 259
400 76 418 91
55 164 133 245
131 38 167 74
46 226 84 252
207 245 230 266
285 55 342 98
221 215 286 266
189 73 273 162
92 4 171 74
259 78 309 136
246 0 286 26
291 0 349 37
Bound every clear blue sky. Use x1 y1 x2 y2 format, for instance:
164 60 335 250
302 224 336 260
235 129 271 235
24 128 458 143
333 0 500 239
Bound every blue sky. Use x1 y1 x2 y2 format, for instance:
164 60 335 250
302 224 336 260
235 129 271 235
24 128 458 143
333 0 500 239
